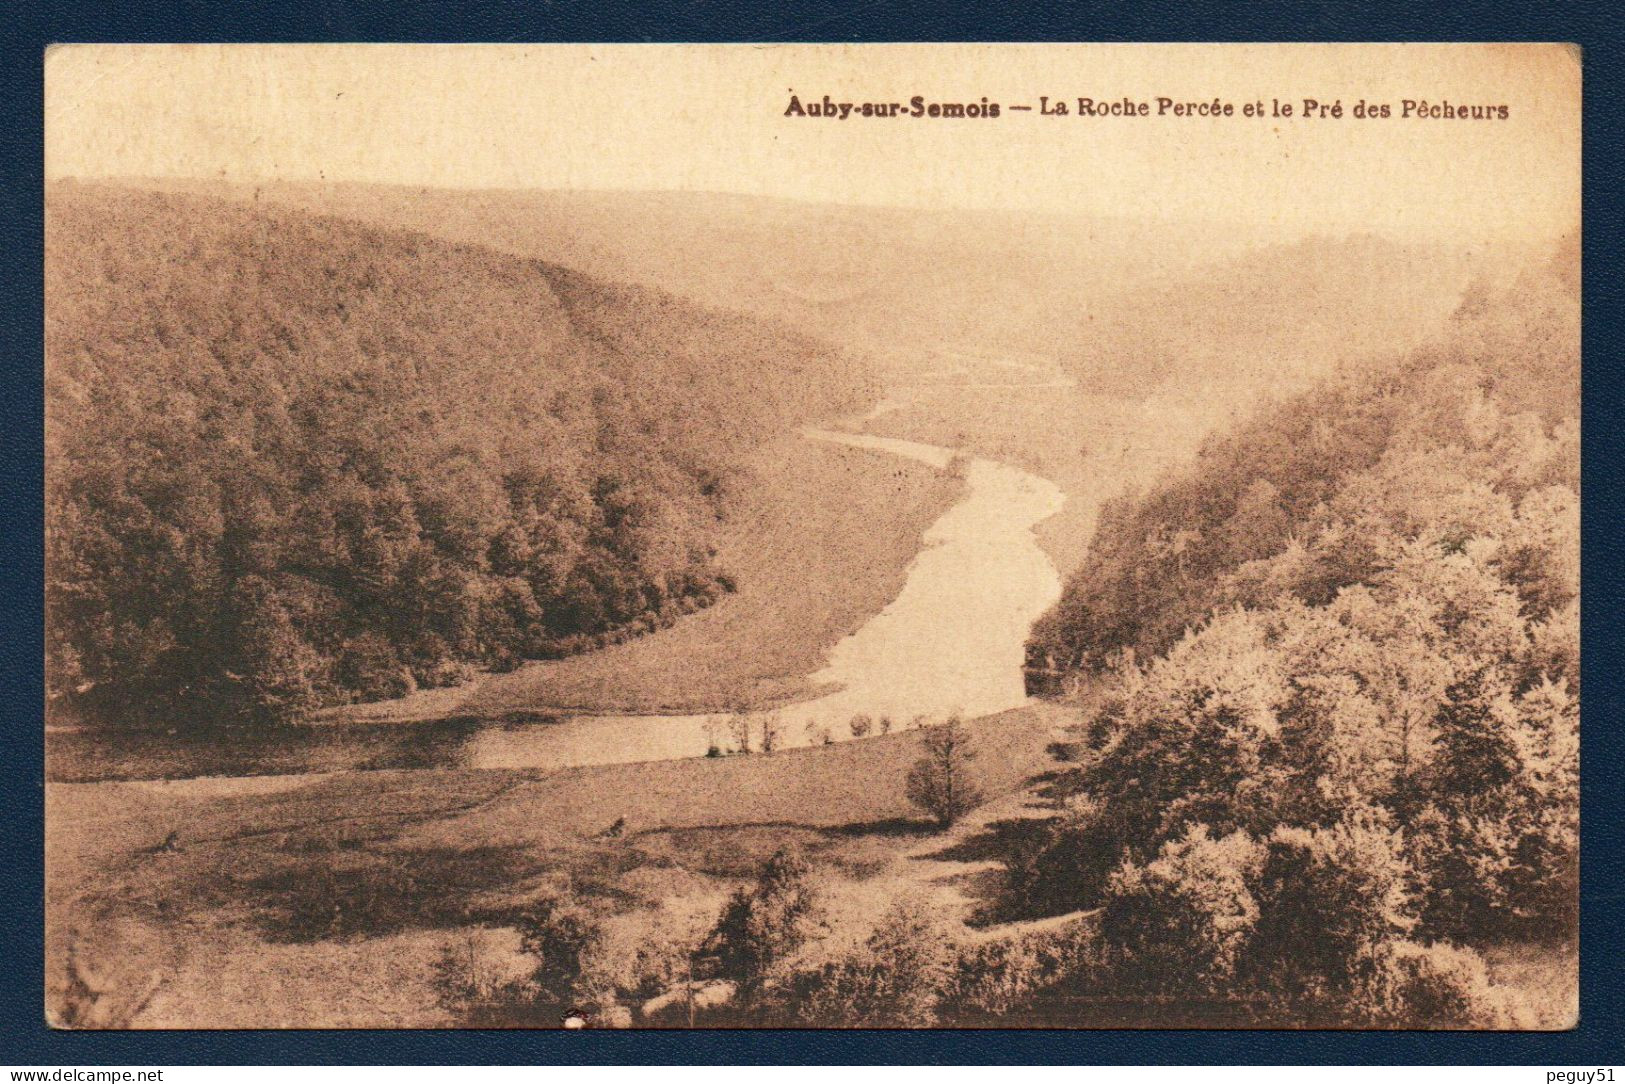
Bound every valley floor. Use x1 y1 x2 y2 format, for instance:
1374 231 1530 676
46 703 1074 1028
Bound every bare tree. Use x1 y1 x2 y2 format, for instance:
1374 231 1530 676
905 717 984 828
757 712 784 753
703 716 726 757
729 714 753 755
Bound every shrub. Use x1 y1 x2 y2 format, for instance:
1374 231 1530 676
335 633 417 703
432 926 532 1019
1096 825 1263 996
257 857 423 942
1368 939 1502 1028
514 892 607 1008
946 925 1091 1018
616 911 712 1004
848 714 873 739
792 902 950 1026
999 794 1123 919
231 575 323 724
413 655 478 690
1241 811 1417 1014
947 937 1045 1018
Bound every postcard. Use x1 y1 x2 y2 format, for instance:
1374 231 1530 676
44 43 1579 1029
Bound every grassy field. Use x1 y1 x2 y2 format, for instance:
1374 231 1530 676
46 703 1073 1028
328 434 963 722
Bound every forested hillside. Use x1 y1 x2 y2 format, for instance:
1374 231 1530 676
45 184 872 727
1031 236 1577 676
1015 237 1578 1024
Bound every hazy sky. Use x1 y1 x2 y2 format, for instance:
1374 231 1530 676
46 43 1579 242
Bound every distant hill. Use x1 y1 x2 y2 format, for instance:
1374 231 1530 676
1056 232 1498 398
45 183 873 726
131 181 1498 403
125 181 1237 378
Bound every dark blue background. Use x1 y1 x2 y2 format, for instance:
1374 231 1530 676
4 1 1621 1065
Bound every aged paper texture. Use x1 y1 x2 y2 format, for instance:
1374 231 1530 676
45 44 1578 1029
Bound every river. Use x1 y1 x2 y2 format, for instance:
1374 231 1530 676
47 428 1066 783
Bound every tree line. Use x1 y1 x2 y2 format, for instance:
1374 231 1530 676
45 184 872 728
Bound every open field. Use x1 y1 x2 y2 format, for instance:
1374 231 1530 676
46 703 1074 1028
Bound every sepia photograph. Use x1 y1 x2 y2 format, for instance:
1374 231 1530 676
42 43 1579 1030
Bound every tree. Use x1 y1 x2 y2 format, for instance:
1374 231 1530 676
514 891 606 1010
1241 811 1418 1012
906 717 985 828
700 847 822 1001
728 714 753 755
46 185 875 730
1096 824 1263 996
231 575 322 724
757 712 785 753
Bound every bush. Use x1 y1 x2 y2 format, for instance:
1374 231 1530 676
612 910 711 1004
1241 811 1417 1014
792 902 950 1027
1368 939 1502 1028
231 575 324 724
335 633 417 703
514 892 607 1009
256 858 423 942
999 795 1123 920
1096 825 1263 996
946 925 1090 1018
413 654 478 690
432 926 533 1020
947 938 1044 1017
